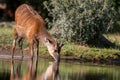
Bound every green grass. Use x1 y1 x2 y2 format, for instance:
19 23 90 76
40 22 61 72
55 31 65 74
0 27 13 46
0 27 120 62
61 43 120 61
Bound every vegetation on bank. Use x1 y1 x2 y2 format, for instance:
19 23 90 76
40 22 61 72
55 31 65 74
0 27 120 63
44 0 119 45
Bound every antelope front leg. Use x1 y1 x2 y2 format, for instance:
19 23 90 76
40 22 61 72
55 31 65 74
12 33 18 59
12 39 16 59
29 42 34 59
34 40 39 58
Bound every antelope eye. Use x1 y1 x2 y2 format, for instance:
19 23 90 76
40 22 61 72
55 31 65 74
54 50 58 53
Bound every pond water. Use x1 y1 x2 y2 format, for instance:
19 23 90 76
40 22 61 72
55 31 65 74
0 58 120 80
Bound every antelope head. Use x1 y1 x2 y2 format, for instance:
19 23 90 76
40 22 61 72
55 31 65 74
45 38 64 62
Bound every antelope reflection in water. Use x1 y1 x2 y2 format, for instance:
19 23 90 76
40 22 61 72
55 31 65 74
10 58 60 80
36 61 60 80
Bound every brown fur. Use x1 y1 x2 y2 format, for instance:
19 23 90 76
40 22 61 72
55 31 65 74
12 4 63 61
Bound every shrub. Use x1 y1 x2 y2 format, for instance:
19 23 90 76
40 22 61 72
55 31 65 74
44 0 118 44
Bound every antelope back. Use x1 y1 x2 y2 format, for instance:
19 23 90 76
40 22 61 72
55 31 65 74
15 4 44 26
15 4 45 37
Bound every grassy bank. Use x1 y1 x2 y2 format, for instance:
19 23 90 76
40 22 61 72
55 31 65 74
0 27 120 64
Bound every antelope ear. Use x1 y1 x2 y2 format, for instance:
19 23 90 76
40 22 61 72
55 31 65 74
59 42 64 48
45 38 51 45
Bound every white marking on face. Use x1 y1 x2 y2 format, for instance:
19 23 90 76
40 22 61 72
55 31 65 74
47 47 59 61
49 49 54 54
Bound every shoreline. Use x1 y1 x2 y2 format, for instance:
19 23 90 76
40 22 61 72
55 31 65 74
0 46 120 66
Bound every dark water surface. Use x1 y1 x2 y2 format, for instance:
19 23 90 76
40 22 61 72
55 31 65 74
0 58 120 80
